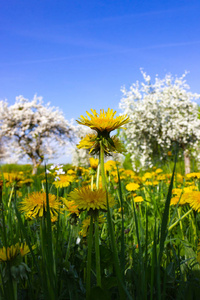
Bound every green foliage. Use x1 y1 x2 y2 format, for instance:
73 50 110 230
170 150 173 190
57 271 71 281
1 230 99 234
0 156 200 299
1 164 32 173
123 153 133 170
0 163 74 176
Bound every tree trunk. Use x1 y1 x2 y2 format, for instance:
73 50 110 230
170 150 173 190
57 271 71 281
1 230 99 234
184 150 190 175
32 158 38 175
0 138 5 162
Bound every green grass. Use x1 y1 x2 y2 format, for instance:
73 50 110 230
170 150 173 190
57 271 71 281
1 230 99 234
0 157 200 300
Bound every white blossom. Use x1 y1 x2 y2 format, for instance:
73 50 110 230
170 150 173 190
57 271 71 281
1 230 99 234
119 71 200 171
0 95 76 174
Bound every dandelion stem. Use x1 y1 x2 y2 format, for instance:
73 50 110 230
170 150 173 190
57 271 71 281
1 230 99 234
168 208 193 231
86 214 93 300
99 141 107 189
100 140 129 299
94 214 101 287
177 207 184 240
91 175 94 191
8 185 14 208
13 280 17 300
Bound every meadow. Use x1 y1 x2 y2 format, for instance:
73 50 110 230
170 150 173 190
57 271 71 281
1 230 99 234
0 154 200 300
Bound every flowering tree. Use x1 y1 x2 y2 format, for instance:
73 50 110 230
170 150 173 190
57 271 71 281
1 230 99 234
0 95 75 174
119 71 200 173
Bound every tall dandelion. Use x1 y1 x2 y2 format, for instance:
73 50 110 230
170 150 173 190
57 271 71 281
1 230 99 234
76 109 129 299
77 109 130 187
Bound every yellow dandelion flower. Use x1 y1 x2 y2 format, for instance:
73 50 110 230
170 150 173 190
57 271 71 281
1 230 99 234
67 186 115 211
186 191 200 212
123 170 135 178
19 191 61 220
186 172 200 179
77 133 125 155
152 180 159 186
157 174 167 181
170 196 186 206
183 185 198 193
2 172 24 183
120 174 127 180
20 243 35 256
178 173 184 181
77 133 97 150
105 160 118 172
79 217 91 237
113 176 119 183
110 170 118 177
172 188 182 196
134 196 144 203
67 175 76 182
185 182 194 186
126 183 140 191
143 172 153 180
186 173 196 179
0 243 33 262
144 182 153 186
1 172 24 187
62 199 80 216
155 168 163 174
67 169 76 175
21 178 34 186
170 191 199 207
89 157 99 170
76 108 130 134
53 175 71 188
0 245 19 261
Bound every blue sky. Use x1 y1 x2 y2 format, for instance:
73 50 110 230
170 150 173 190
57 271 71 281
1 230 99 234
1 0 200 163
1 0 200 119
